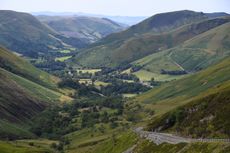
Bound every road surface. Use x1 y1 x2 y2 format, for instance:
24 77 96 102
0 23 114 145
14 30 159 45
134 127 230 145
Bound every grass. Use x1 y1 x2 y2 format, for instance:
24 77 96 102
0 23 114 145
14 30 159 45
59 49 71 53
0 68 72 138
122 79 135 83
130 48 188 82
125 56 230 126
94 81 110 87
0 140 53 153
0 10 64 57
0 47 59 90
55 56 72 62
73 16 229 68
0 139 57 153
0 120 34 139
133 140 230 153
147 80 230 138
122 94 138 98
7 69 64 103
78 79 109 88
132 22 230 76
77 69 101 75
136 56 230 104
65 123 136 153
66 124 112 153
0 60 72 138
93 130 138 153
16 139 58 151
133 70 185 81
133 49 182 73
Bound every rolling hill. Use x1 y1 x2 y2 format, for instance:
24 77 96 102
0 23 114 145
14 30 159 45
72 10 229 68
206 12 229 19
0 10 86 58
0 47 72 139
38 16 125 43
135 56 230 107
0 46 59 89
131 21 230 81
147 81 230 138
132 56 230 134
32 12 147 25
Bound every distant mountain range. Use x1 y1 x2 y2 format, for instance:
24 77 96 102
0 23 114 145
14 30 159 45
37 15 125 43
0 10 126 57
0 10 90 57
31 11 148 25
72 10 230 69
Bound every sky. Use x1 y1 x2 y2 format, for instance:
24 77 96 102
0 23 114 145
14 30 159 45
0 0 230 16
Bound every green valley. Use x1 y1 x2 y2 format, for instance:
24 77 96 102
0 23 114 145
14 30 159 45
0 7 230 153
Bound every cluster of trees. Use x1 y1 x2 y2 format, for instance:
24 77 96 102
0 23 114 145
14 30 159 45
101 82 150 96
30 106 76 139
58 75 149 97
58 78 99 97
81 109 120 128
33 60 66 71
130 65 142 73
97 64 142 75
30 96 124 139
161 69 187 75
96 63 132 75
114 73 139 82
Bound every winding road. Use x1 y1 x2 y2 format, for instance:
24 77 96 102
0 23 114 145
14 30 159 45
134 127 230 145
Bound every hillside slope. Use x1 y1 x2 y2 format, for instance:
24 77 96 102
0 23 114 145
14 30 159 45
147 81 230 138
132 21 230 75
73 11 229 67
0 47 59 90
134 56 230 117
0 10 87 57
125 57 230 147
136 57 230 106
0 47 72 139
38 16 125 43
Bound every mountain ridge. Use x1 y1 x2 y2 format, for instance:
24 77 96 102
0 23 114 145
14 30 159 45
0 47 72 139
38 15 125 43
73 14 230 68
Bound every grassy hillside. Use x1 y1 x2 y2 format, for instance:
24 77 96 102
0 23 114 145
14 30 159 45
0 10 66 57
123 57 230 152
131 21 230 81
134 56 230 116
73 13 229 67
0 67 72 138
0 68 62 139
0 10 87 57
0 48 72 139
65 126 137 153
134 140 230 153
101 10 207 42
206 12 229 19
147 81 230 138
0 47 59 89
38 16 125 43
170 22 230 72
0 139 56 153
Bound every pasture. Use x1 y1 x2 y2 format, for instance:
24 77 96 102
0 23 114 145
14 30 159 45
55 56 72 62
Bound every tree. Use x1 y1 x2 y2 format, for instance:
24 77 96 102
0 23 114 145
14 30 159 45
151 77 155 82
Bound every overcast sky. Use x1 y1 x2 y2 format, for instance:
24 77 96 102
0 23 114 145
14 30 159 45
1 0 230 16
